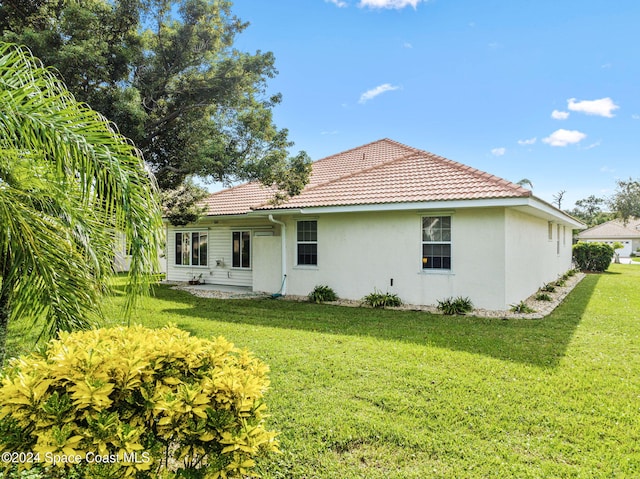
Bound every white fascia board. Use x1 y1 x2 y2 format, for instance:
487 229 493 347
249 197 586 227
522 197 586 229
252 198 528 215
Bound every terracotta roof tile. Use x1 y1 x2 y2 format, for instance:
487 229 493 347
200 139 532 216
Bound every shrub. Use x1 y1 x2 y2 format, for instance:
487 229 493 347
555 278 566 287
437 296 474 315
362 290 402 308
510 301 536 314
572 241 614 272
535 293 553 302
540 283 556 293
308 285 338 303
0 325 278 479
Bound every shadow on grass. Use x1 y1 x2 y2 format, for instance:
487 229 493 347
157 274 600 368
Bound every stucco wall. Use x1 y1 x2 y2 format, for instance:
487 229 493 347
280 208 509 309
252 235 282 293
504 209 573 305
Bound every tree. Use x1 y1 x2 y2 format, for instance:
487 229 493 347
516 178 533 189
552 190 566 209
0 43 163 362
566 195 612 227
1 0 311 212
609 178 640 222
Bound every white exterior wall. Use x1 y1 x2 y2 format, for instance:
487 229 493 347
165 220 276 286
280 208 509 310
504 209 573 306
166 205 578 310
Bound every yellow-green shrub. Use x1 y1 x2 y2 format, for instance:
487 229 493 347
0 325 278 478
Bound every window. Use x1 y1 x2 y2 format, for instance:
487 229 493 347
297 220 317 265
422 216 451 270
557 224 561 255
548 222 553 240
232 231 251 268
175 232 208 266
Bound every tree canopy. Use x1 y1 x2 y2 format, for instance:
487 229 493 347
1 0 311 208
608 178 640 222
0 42 163 362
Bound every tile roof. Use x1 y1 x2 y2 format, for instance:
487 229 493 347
578 218 640 239
200 138 532 216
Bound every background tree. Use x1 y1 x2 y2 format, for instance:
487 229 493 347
516 178 533 189
0 43 163 362
552 190 566 209
608 178 640 222
566 195 612 227
1 0 311 220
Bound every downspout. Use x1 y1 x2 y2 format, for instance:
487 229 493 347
268 215 287 296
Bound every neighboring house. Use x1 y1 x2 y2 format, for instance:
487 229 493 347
164 139 584 310
577 218 640 257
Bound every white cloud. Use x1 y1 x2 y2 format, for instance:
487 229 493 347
403 42 413 49
491 147 506 156
359 83 400 104
517 137 537 146
326 0 348 6
567 97 619 118
632 114 640 120
542 129 587 147
551 110 569 120
359 0 423 9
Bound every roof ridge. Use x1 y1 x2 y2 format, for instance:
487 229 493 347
421 151 532 197
308 137 419 171
285 150 423 199
250 139 418 210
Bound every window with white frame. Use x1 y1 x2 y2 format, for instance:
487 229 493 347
175 231 208 266
422 216 451 270
232 231 251 268
297 220 317 266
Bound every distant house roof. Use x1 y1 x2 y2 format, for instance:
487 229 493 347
578 218 640 240
200 139 532 216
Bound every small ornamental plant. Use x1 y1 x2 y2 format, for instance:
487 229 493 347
308 285 338 303
436 297 474 316
0 325 278 479
362 290 403 309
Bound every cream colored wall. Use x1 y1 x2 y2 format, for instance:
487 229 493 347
281 208 509 309
504 209 573 305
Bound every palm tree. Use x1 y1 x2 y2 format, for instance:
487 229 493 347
516 178 533 189
0 43 163 362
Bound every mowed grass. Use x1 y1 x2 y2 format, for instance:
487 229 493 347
6 265 640 478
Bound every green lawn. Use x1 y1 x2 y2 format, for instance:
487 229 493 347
6 265 640 478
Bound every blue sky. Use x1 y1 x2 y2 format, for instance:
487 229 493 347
229 0 640 209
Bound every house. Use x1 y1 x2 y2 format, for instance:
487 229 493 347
164 139 584 310
577 218 640 257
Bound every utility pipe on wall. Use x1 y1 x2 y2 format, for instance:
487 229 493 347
268 215 287 295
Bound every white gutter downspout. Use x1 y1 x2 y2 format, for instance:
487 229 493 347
268 215 287 295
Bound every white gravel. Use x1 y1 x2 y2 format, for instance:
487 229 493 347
171 272 585 319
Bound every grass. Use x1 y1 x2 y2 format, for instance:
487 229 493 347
5 265 640 478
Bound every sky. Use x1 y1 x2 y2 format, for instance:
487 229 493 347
228 0 640 210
